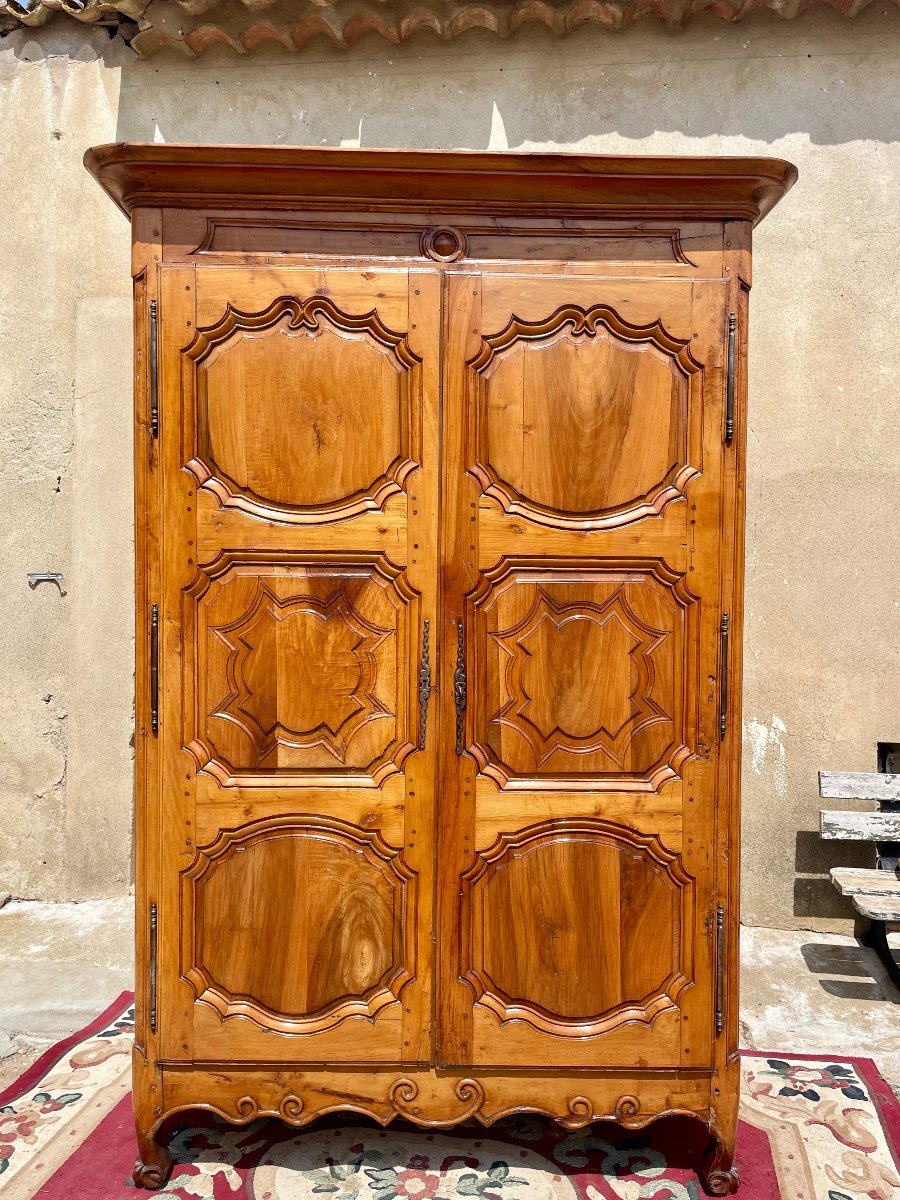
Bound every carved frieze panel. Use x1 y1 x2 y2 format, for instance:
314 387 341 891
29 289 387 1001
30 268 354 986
185 552 417 787
467 558 698 791
468 304 702 530
182 815 416 1033
183 295 420 524
461 819 694 1037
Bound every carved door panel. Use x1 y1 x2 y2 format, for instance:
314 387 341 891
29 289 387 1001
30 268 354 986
155 265 440 1065
436 272 727 1069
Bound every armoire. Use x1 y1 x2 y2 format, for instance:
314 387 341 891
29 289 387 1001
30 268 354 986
86 144 795 1195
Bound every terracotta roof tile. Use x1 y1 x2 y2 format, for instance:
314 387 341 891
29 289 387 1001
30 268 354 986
1 0 892 54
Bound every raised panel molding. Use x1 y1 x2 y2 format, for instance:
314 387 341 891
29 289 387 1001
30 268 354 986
183 295 420 524
468 303 702 530
461 819 695 1037
467 556 698 792
184 550 418 787
181 814 416 1034
492 588 669 763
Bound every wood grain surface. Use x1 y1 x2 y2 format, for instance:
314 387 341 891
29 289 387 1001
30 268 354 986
85 144 797 1197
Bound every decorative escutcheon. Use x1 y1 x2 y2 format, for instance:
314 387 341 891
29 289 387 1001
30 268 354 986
421 226 468 263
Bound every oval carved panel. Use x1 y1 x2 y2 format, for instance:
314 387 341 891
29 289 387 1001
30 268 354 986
182 816 416 1034
184 296 420 522
468 305 701 530
461 820 693 1037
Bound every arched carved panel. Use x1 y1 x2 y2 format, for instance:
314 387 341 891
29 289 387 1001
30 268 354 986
184 551 417 787
461 820 694 1037
183 296 420 523
181 815 416 1034
468 305 702 530
467 557 697 791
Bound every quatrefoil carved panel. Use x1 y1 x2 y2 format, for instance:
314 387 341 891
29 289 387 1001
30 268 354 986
467 558 697 792
185 553 417 787
211 580 392 765
494 588 671 768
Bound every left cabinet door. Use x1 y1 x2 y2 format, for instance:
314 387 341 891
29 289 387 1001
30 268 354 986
150 265 440 1066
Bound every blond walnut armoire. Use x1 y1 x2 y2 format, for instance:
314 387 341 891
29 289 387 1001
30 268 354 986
86 145 795 1195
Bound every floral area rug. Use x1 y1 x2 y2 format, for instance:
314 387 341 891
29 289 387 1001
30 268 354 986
2 994 899 1200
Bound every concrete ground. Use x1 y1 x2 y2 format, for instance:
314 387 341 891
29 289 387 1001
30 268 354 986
0 900 898 1095
0 897 133 1092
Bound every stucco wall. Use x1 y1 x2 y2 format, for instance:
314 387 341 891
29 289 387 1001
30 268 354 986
1 7 898 927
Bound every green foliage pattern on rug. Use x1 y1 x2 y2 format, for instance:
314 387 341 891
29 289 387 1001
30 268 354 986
1 994 898 1200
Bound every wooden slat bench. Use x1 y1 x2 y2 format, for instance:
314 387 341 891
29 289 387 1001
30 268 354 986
820 770 900 987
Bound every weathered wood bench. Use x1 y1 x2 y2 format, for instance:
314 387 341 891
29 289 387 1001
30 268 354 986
819 770 900 987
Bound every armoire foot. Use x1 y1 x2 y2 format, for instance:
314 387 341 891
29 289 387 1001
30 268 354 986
132 1132 173 1190
698 1130 740 1196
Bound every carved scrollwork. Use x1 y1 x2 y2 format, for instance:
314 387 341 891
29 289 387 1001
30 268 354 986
388 1076 487 1127
561 1096 594 1130
280 1094 305 1121
142 1078 721 1164
614 1095 642 1127
387 1077 420 1109
233 1093 307 1123
454 1078 487 1109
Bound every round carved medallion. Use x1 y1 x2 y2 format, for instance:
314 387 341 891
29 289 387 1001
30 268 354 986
421 226 468 262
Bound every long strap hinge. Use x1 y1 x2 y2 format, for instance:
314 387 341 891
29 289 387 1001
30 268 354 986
718 611 730 741
150 604 159 735
149 902 158 1034
715 903 725 1036
149 298 159 439
725 311 736 445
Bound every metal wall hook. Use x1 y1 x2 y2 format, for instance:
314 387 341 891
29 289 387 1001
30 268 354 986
27 572 66 596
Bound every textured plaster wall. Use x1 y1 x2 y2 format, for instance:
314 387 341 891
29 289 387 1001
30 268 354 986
0 7 898 926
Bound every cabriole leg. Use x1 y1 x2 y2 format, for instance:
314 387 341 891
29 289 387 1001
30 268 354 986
133 1125 173 1190
698 1125 740 1195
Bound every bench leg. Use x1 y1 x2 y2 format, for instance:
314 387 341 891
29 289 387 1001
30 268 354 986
861 919 900 991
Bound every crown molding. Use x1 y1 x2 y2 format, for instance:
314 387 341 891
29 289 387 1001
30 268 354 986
85 142 797 226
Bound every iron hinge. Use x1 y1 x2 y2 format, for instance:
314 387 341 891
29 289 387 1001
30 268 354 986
149 298 159 439
719 611 729 741
149 901 158 1034
715 904 725 1036
725 311 736 445
150 604 159 735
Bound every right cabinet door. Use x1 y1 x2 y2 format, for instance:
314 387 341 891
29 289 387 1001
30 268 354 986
437 270 729 1070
